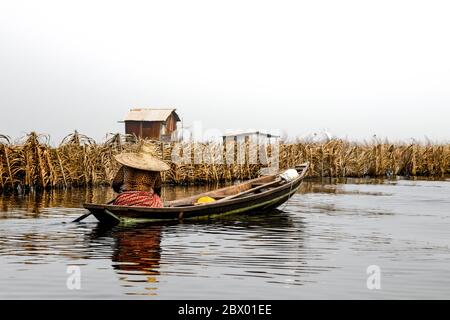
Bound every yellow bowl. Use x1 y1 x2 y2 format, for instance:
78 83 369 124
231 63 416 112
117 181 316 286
195 196 216 204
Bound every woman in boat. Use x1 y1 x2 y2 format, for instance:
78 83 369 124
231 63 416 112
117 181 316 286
112 143 170 207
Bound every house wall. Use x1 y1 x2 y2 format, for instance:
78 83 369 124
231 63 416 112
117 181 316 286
125 121 141 137
165 113 178 133
125 121 161 139
142 121 161 139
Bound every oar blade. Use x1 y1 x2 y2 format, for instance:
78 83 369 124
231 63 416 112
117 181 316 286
72 213 91 223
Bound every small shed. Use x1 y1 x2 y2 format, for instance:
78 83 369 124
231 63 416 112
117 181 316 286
222 131 280 144
120 108 181 141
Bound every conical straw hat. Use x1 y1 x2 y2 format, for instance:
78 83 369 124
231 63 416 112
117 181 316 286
114 143 170 172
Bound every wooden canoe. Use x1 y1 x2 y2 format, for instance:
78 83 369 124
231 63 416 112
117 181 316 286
83 163 309 225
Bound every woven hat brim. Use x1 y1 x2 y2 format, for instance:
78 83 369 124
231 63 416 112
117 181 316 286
114 153 170 171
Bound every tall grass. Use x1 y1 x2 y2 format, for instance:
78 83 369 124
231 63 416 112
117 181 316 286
0 131 449 191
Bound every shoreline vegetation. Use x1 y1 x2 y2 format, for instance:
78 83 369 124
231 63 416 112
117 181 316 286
0 131 449 192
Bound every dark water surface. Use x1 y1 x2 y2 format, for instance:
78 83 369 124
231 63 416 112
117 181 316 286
0 178 449 299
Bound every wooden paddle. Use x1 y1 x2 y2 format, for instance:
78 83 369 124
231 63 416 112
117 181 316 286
72 198 116 223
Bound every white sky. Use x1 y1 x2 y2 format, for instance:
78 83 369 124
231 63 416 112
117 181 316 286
0 0 449 144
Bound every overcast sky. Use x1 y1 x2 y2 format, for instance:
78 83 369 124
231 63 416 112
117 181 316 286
0 0 449 144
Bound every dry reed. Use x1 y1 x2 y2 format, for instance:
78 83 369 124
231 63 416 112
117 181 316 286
0 132 449 192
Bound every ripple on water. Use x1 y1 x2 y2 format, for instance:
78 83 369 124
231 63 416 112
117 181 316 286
1 179 450 299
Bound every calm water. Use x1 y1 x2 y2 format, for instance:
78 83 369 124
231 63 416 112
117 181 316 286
0 178 449 299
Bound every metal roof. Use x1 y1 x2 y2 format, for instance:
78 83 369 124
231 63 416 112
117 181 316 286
123 108 181 122
222 130 280 138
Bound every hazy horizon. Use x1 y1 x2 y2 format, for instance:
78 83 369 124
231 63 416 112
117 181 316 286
1 0 449 144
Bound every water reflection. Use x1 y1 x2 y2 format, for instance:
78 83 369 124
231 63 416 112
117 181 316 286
1 177 449 299
0 187 115 218
299 179 393 196
89 223 163 294
82 209 306 296
0 184 228 219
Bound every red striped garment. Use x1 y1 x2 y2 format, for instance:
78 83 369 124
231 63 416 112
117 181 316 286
113 191 163 208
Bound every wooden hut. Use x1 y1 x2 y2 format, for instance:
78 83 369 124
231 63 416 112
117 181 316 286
120 108 181 141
